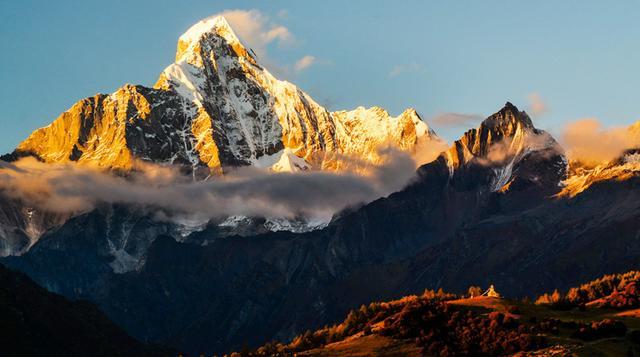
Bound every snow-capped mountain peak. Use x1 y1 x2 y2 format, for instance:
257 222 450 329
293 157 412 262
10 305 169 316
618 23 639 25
178 16 240 51
14 15 439 175
174 15 257 66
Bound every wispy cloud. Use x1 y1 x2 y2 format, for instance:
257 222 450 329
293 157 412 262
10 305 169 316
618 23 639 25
218 9 323 78
431 112 484 128
412 137 449 167
527 92 548 116
294 55 316 73
218 9 294 59
561 118 640 164
388 63 424 78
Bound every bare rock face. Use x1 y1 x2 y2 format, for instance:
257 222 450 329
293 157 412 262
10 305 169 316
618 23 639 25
16 16 436 173
18 86 196 170
445 102 551 168
0 193 69 257
442 102 565 193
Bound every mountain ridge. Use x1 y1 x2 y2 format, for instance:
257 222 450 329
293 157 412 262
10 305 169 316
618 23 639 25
13 15 437 174
7 103 625 354
3 14 640 356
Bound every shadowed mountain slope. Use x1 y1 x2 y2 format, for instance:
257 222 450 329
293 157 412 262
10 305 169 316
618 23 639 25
0 264 172 356
9 103 640 354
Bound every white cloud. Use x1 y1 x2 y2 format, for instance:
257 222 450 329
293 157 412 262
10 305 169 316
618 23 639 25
527 92 548 116
294 55 316 73
264 25 292 45
215 9 322 79
218 9 294 58
388 63 424 78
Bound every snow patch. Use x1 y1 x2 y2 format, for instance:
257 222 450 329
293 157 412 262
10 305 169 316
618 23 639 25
161 63 206 108
255 148 311 172
178 16 240 51
109 248 140 274
624 153 640 164
219 215 253 228
264 216 330 233
218 214 329 234
173 217 209 238
490 160 515 192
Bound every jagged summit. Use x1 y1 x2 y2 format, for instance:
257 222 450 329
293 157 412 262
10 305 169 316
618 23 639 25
174 15 256 65
441 102 565 192
480 102 534 134
178 15 238 45
13 15 436 174
446 102 545 164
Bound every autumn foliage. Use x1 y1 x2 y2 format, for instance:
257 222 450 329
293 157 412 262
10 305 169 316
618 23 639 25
535 271 640 309
246 288 546 356
570 319 627 341
247 272 640 356
379 300 544 356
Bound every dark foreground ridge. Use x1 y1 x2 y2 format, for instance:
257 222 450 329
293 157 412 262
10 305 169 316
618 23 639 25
0 264 173 356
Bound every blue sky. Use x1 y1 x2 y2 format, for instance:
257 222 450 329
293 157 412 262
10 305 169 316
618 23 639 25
1 0 639 153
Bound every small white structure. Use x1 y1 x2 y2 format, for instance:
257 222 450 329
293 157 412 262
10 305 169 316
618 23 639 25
482 284 501 298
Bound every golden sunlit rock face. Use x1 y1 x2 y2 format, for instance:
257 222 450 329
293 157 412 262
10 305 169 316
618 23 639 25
556 120 640 197
444 102 537 170
18 84 199 171
18 86 143 170
16 16 437 174
557 153 640 197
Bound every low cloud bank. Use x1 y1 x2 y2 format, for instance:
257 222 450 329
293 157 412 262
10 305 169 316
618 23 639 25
0 146 441 221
